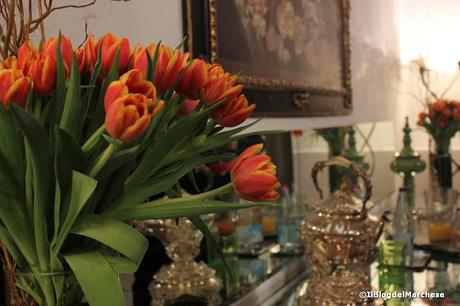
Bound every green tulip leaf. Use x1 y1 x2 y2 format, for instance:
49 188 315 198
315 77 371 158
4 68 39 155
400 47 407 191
60 53 82 141
52 171 97 253
71 215 148 273
64 251 125 306
0 106 24 193
49 33 67 131
110 199 277 221
10 104 53 270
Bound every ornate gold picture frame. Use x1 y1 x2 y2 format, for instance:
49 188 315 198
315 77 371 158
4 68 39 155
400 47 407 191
183 0 352 117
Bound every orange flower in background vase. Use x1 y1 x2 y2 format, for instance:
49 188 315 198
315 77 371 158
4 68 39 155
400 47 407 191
76 35 97 74
105 93 163 142
18 41 56 95
431 100 447 113
417 112 427 126
201 64 243 105
104 69 156 110
42 35 74 76
211 95 255 127
176 59 208 99
96 33 131 75
230 144 280 201
0 69 31 108
438 116 450 128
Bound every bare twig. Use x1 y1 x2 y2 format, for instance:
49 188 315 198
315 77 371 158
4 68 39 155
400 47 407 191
419 65 439 102
0 0 97 59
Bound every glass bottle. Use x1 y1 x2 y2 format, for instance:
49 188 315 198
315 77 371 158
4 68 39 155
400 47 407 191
278 185 303 254
393 187 414 265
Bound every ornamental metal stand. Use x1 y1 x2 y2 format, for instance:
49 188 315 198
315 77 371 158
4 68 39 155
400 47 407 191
390 117 426 208
148 218 222 306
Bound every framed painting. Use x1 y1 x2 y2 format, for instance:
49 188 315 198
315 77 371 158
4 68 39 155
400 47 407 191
182 0 352 117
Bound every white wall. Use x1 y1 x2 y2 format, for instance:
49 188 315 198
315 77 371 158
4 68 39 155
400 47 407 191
44 0 183 48
394 0 460 152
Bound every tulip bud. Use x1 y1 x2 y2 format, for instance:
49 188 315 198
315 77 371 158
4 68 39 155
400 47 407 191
176 59 208 99
104 69 156 110
76 35 97 74
230 144 280 201
132 44 155 78
105 94 153 142
201 64 243 105
153 46 189 95
211 95 255 127
96 33 131 75
42 35 74 76
0 69 31 108
18 41 57 95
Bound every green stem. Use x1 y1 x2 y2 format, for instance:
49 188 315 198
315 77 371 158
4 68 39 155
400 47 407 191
81 125 105 153
87 143 119 177
34 97 42 121
145 183 234 206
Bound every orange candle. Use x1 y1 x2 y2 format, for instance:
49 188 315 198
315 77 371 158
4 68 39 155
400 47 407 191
427 222 452 242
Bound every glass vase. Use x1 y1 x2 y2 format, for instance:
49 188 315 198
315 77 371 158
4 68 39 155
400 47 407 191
429 138 453 200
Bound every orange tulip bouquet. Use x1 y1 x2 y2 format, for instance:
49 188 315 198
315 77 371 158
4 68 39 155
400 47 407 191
417 99 460 187
0 33 280 306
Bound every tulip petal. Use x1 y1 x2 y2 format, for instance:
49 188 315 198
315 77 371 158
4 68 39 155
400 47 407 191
104 81 129 110
233 173 279 198
230 144 264 175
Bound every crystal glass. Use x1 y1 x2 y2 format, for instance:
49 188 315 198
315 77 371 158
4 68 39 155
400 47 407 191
424 189 458 243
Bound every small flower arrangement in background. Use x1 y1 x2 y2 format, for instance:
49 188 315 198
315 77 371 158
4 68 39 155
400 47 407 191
413 59 460 189
417 99 460 154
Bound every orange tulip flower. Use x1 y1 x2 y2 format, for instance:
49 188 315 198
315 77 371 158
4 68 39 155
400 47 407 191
131 44 154 78
105 93 163 143
18 41 57 94
104 69 156 110
42 35 74 76
0 56 18 70
132 44 190 95
178 99 199 117
76 35 97 74
154 46 189 95
96 33 131 75
230 144 280 201
201 64 243 105
176 59 208 99
0 69 31 108
211 95 255 127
